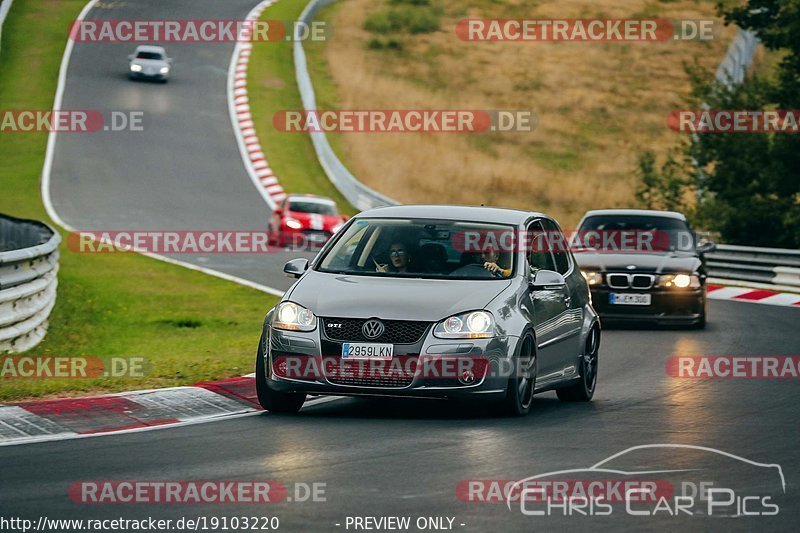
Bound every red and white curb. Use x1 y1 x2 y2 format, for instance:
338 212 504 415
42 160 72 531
707 284 800 307
0 376 340 447
229 0 286 210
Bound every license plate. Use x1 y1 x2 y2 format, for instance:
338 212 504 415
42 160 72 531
342 343 393 360
609 293 651 306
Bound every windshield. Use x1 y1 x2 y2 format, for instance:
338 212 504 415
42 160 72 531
136 52 164 60
317 218 516 279
288 200 338 216
577 215 695 252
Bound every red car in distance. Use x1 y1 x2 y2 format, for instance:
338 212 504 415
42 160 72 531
269 194 348 249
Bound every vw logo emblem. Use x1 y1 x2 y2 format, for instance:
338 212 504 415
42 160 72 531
362 319 385 340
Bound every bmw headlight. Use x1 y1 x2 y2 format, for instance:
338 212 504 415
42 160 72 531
580 270 603 286
658 273 700 289
434 311 495 339
130 64 143 72
285 218 302 230
159 66 170 74
272 301 317 332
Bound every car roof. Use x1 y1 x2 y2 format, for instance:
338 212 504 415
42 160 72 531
581 209 687 221
134 45 167 54
355 204 544 225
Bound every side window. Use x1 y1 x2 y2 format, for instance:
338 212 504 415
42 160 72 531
527 220 556 273
540 219 571 275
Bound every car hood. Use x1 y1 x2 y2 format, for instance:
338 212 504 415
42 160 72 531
287 271 512 321
572 250 701 274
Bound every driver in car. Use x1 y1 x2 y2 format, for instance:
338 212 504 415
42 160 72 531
481 247 511 277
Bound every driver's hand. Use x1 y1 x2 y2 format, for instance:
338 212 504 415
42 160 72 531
375 262 389 273
483 261 500 273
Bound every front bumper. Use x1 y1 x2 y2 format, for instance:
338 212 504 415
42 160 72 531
129 71 168 81
589 286 705 325
263 325 518 401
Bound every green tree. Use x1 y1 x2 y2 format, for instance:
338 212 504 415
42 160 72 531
659 0 800 247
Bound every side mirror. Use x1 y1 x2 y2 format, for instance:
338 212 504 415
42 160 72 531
128 54 133 61
283 258 309 278
273 207 282 216
167 57 173 64
697 241 716 254
529 269 566 290
341 215 349 222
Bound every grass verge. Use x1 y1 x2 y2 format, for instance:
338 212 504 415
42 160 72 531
0 0 277 401
310 0 738 228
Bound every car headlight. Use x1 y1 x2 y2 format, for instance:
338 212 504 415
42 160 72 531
272 302 317 332
658 273 700 289
285 218 302 230
130 64 142 72
433 311 495 339
580 270 603 286
159 66 170 74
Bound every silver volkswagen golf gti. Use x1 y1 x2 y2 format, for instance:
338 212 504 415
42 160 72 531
256 205 600 416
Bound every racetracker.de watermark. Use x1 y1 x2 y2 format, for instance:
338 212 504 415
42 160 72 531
668 110 800 133
451 229 687 253
0 110 144 133
70 230 281 254
666 356 800 378
69 20 328 42
456 19 718 42
272 110 537 133
0 356 148 378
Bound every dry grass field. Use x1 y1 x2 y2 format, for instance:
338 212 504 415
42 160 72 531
310 0 737 227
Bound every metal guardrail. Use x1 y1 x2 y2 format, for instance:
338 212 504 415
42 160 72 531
715 30 758 88
0 0 15 57
0 214 60 353
294 0 399 211
706 244 800 287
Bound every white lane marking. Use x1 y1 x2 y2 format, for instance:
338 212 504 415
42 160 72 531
40 0 287 298
227 0 283 211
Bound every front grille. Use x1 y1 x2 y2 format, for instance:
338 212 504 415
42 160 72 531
325 358 416 388
607 274 630 289
607 273 655 290
321 318 430 344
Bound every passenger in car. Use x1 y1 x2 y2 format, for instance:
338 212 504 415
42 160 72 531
374 242 411 273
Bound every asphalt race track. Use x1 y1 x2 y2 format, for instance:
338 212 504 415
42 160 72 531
2 300 799 531
13 0 800 531
48 0 314 292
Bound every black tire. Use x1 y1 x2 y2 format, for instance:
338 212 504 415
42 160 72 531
255 332 306 413
557 326 599 402
497 334 537 416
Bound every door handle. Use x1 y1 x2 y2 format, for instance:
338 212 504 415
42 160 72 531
563 293 571 308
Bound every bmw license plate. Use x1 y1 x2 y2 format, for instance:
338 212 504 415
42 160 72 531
610 293 651 306
342 343 393 360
